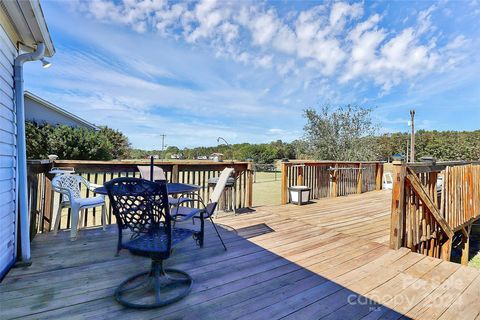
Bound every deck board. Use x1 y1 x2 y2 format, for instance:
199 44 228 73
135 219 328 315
2 190 480 319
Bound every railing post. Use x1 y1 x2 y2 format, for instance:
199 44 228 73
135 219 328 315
440 238 452 261
171 164 179 183
331 166 338 198
376 163 383 190
389 160 406 250
460 225 472 265
281 162 288 205
357 163 363 194
27 172 38 239
43 174 54 232
246 162 254 207
297 166 303 186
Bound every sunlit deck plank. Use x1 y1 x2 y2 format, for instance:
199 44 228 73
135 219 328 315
2 190 480 319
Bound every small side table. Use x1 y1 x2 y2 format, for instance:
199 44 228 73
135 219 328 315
288 186 311 205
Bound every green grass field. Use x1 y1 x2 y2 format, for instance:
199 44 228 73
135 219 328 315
252 171 282 206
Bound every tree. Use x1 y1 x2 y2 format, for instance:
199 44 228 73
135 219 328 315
98 127 131 159
25 122 131 160
303 105 378 161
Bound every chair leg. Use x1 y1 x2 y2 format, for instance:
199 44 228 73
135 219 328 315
199 217 205 247
53 204 63 235
209 217 227 251
116 231 122 257
79 209 85 229
101 205 107 230
232 189 236 215
70 205 80 240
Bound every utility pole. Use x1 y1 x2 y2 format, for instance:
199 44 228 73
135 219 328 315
406 139 409 163
410 109 415 163
160 134 166 159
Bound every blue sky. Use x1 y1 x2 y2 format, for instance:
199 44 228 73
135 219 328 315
24 0 480 149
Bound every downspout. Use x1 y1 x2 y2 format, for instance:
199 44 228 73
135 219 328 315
14 42 46 265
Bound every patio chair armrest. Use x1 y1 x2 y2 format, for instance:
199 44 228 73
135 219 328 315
172 198 207 222
52 185 74 199
172 196 195 206
88 183 103 193
174 207 207 222
175 198 207 208
78 176 98 192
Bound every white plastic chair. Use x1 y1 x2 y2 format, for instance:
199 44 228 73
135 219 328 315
383 172 393 190
52 174 106 240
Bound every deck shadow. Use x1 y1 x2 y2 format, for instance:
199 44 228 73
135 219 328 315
0 221 417 319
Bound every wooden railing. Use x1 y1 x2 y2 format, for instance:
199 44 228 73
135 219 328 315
27 160 253 233
280 160 384 205
390 160 480 264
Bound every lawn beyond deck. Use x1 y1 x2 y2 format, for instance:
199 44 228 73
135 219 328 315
2 190 480 319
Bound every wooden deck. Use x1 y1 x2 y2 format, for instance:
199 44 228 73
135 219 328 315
2 190 480 319
257 189 393 245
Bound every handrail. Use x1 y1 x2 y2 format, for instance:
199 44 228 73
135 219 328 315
280 160 384 204
390 160 480 265
26 159 253 234
406 160 480 173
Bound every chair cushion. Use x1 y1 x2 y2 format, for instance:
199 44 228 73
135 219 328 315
75 195 105 208
123 227 193 255
171 206 201 221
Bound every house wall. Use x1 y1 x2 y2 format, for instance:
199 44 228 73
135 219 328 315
0 24 18 279
25 97 93 129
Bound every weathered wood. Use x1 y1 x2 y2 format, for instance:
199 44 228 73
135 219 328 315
406 170 454 238
298 166 304 186
43 174 54 232
27 160 252 232
356 163 363 194
331 167 338 198
392 161 480 263
406 160 480 174
376 163 383 191
281 163 288 205
281 161 384 203
460 224 472 266
3 191 480 320
440 237 452 261
171 164 179 183
246 162 253 207
390 161 406 250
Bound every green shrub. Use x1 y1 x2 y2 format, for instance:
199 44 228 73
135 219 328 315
25 122 130 160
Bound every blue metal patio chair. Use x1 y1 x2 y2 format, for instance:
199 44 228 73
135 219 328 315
105 177 193 309
171 168 235 251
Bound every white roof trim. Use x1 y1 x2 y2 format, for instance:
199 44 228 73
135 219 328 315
1 0 55 57
25 91 99 131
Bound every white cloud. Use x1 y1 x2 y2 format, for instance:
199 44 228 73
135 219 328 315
33 0 479 148
75 0 470 93
417 5 436 35
272 25 296 54
253 55 273 68
329 2 363 31
248 10 280 46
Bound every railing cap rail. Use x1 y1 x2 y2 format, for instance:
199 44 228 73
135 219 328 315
284 160 385 165
406 160 480 173
26 159 53 165
27 159 251 166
